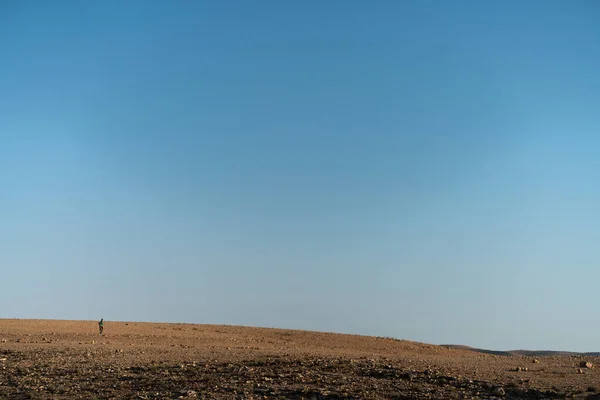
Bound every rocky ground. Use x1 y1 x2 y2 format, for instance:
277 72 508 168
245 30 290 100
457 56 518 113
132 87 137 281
1 320 599 399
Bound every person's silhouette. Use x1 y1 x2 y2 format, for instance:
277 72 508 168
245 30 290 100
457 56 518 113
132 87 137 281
98 318 104 334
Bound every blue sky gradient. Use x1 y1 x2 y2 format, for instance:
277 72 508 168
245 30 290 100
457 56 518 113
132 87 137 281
1 1 599 351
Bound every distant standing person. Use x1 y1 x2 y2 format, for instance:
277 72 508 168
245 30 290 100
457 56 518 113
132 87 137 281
98 318 104 334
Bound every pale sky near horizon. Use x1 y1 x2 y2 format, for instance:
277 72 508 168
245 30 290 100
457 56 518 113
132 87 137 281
1 1 599 352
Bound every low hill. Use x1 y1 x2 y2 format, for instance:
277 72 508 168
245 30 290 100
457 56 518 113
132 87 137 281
442 344 600 357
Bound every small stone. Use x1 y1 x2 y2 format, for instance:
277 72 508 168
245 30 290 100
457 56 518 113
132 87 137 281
533 359 540 364
578 368 584 374
581 361 594 369
492 387 506 397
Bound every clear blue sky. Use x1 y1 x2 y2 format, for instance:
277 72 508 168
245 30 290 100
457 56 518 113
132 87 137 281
1 1 599 352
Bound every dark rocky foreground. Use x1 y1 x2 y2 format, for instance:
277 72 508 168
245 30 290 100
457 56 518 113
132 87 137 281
1 349 594 400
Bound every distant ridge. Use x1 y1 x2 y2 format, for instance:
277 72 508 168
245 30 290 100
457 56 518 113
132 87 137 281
442 345 600 357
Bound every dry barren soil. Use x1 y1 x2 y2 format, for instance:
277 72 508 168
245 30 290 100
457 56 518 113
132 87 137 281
0 319 598 399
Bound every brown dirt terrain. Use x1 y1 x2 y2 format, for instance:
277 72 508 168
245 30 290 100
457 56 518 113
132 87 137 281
0 319 598 399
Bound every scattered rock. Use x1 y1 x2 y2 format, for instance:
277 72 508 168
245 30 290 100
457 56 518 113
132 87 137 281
0 322 588 399
533 359 540 364
581 361 594 369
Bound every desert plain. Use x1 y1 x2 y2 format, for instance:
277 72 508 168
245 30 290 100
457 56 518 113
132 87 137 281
0 319 598 399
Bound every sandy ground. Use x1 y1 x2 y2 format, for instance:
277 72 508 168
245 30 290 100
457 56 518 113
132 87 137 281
0 319 598 399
